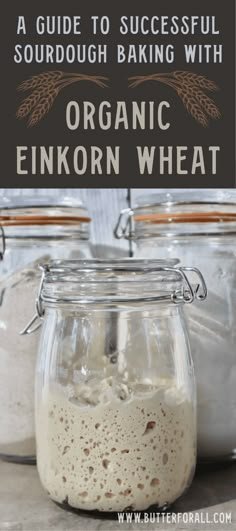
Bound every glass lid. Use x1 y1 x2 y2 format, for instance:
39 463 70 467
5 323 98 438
135 189 236 208
20 259 207 335
0 194 91 226
39 258 207 305
115 190 236 240
134 190 236 223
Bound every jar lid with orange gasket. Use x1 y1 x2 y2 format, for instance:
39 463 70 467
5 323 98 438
115 190 236 240
0 195 91 259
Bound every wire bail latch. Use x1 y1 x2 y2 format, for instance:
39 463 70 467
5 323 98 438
19 265 48 336
114 209 134 239
173 267 207 304
0 226 6 261
20 263 207 335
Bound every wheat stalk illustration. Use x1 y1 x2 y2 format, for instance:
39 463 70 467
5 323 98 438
17 71 109 126
128 71 221 127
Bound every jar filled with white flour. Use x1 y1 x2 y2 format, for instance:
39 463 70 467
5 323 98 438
115 190 236 461
0 196 91 463
34 259 207 512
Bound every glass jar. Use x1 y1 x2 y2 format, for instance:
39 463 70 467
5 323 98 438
0 195 91 463
34 259 206 513
115 189 236 462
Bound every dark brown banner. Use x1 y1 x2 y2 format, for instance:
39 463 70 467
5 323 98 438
0 0 235 187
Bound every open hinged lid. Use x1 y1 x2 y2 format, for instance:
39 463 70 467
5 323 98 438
115 190 236 239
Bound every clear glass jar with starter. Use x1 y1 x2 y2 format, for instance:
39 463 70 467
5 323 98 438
115 190 236 461
33 259 207 513
0 195 91 463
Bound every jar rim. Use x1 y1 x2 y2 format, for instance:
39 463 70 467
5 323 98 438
0 193 86 209
0 196 91 229
0 211 91 227
134 190 236 232
133 211 236 224
134 189 236 209
38 259 207 307
0 202 91 247
115 191 236 240
45 258 179 273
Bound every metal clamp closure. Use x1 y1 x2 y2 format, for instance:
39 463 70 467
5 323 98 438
19 265 48 335
20 264 207 336
0 227 6 261
172 267 207 304
114 209 134 239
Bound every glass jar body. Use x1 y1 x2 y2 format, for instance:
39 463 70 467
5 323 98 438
135 234 236 461
36 302 196 513
0 238 91 463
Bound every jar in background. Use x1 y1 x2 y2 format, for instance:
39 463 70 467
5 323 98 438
115 189 236 461
0 195 91 463
34 259 206 513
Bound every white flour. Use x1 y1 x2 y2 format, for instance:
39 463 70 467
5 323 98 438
0 260 44 457
135 242 236 459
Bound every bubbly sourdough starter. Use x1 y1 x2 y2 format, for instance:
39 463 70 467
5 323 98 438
37 381 196 512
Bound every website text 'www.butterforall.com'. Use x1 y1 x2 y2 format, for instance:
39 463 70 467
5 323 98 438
117 511 232 525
